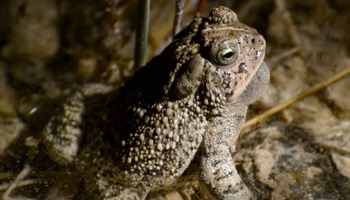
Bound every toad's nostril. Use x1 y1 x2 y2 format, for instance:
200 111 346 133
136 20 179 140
251 38 256 44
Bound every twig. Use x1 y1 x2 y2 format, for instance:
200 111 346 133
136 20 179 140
243 66 350 130
134 0 150 70
312 141 350 155
2 165 32 199
173 0 185 37
0 179 37 192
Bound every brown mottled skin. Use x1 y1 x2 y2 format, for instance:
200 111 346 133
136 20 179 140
43 6 269 200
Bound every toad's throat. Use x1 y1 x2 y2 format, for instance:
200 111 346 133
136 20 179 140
207 65 252 103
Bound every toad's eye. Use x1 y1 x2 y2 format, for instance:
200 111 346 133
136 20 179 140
218 48 235 62
211 41 238 66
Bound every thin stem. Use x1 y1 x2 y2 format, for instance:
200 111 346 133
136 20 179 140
243 66 350 130
173 0 185 37
134 0 150 70
3 165 31 198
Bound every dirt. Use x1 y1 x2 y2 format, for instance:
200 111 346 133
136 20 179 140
0 0 350 199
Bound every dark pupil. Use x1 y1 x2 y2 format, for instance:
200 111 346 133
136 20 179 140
223 51 234 58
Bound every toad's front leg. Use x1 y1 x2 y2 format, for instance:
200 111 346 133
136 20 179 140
200 107 256 200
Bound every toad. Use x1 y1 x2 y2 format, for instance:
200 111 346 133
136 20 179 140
43 6 269 200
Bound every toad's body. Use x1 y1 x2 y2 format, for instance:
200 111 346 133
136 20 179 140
43 6 269 200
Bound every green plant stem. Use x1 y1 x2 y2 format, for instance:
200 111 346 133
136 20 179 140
134 0 150 70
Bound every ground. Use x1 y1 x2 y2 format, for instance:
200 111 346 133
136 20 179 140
0 0 350 199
